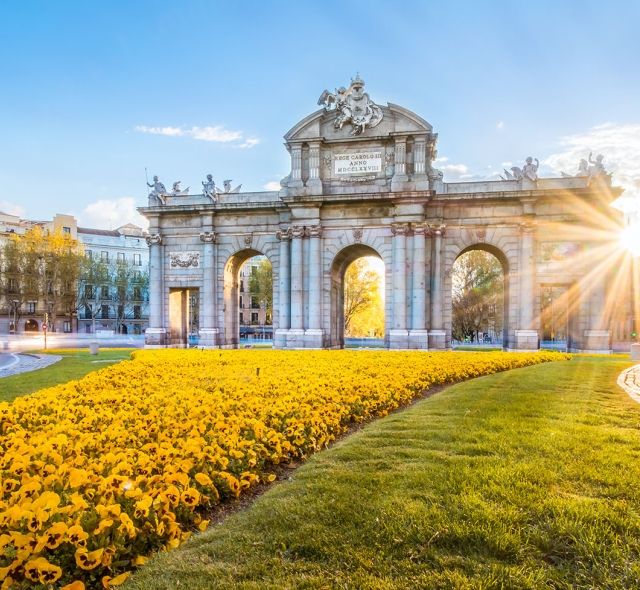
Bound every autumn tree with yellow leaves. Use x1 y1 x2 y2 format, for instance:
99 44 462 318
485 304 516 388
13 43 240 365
343 257 385 338
1 226 84 332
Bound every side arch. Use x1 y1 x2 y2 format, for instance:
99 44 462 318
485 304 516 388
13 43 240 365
221 247 275 348
442 230 520 349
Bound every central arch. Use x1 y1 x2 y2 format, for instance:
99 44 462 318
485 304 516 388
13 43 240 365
223 248 273 348
328 244 386 349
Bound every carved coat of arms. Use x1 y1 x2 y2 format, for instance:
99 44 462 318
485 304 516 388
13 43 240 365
318 75 383 136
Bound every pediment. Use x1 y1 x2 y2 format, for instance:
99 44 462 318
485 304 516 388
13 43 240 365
284 103 434 144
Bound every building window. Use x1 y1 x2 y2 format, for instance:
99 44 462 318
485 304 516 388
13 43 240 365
63 320 71 333
239 312 244 324
101 285 109 299
133 324 141 335
240 280 244 292
133 286 142 300
8 278 17 293
133 305 141 319
133 253 141 266
84 305 92 319
84 284 94 299
251 312 259 324
27 301 36 314
85 250 93 259
101 305 109 319
251 296 260 309
101 251 109 262
63 226 71 234
117 252 125 264
85 324 92 334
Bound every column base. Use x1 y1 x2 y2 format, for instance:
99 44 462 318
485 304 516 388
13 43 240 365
581 330 612 354
144 328 167 347
428 329 447 350
512 330 539 351
389 329 409 349
198 328 219 348
304 328 324 349
273 329 289 349
408 329 429 350
286 328 306 349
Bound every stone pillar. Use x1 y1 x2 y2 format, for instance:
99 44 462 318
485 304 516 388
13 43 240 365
290 145 304 188
391 138 408 191
429 224 447 349
514 222 539 350
409 222 429 349
288 225 305 346
274 228 291 348
307 142 322 193
389 223 409 348
583 276 611 352
198 230 218 347
145 233 166 347
305 224 324 347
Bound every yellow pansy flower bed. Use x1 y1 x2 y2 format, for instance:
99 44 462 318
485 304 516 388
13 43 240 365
0 349 566 588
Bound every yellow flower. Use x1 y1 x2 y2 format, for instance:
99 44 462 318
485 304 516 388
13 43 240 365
75 548 104 570
102 572 130 588
180 488 200 508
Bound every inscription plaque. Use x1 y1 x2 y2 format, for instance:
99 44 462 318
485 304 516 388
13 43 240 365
334 151 382 175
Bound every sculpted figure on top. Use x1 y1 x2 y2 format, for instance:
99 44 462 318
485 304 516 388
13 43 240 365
317 74 383 136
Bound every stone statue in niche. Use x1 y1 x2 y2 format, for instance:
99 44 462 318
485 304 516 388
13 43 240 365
317 74 383 136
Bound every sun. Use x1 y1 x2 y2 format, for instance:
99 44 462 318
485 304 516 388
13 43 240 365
620 224 640 257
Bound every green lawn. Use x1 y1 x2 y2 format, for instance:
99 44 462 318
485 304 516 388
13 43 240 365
127 356 640 590
0 349 134 402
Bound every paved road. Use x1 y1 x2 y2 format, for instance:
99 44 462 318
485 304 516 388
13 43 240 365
0 353 62 378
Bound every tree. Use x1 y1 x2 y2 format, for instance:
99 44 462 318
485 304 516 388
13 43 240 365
1 226 83 332
248 258 273 323
78 257 149 334
452 250 504 343
344 257 384 337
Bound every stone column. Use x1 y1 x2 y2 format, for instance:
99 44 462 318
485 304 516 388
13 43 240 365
391 138 408 191
514 222 539 350
290 145 304 189
409 222 429 349
583 274 611 352
145 233 166 347
274 228 290 348
198 230 218 347
389 223 409 348
288 225 305 346
413 136 429 190
429 224 447 349
307 142 322 193
305 224 324 347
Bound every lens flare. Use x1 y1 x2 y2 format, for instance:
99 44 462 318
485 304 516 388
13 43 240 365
620 224 640 257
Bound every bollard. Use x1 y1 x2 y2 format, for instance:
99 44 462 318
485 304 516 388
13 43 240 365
631 344 640 361
1 341 8 351
89 342 99 355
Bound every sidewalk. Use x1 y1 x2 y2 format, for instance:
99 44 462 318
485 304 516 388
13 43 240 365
0 353 62 378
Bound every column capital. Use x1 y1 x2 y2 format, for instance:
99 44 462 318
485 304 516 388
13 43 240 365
306 224 322 238
412 222 429 236
145 233 162 246
199 231 216 243
391 222 410 236
291 225 306 239
520 221 537 234
276 227 291 241
428 224 446 237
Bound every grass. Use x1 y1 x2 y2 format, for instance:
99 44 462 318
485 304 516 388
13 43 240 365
0 349 134 402
126 356 640 590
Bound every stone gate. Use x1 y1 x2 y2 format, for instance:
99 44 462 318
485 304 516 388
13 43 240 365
140 77 625 352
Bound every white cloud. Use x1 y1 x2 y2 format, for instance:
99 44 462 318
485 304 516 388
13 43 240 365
76 197 148 231
545 123 640 194
263 181 281 191
238 138 260 149
497 121 505 129
0 201 25 217
135 124 259 148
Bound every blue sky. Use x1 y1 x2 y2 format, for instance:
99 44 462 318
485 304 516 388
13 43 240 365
1 0 639 228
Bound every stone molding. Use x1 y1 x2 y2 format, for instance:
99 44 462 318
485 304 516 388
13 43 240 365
306 224 322 238
428 224 446 237
412 222 429 236
391 222 410 236
276 227 291 241
290 225 306 239
169 251 200 269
